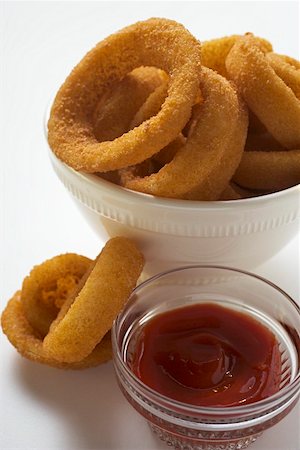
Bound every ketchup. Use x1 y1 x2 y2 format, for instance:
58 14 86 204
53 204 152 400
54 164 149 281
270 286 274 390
132 303 281 407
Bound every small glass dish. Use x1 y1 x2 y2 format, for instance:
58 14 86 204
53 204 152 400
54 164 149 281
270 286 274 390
112 266 300 450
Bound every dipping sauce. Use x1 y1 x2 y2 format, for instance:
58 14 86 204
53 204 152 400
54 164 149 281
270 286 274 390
132 303 281 407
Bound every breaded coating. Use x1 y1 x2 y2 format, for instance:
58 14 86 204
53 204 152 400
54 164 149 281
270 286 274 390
202 34 272 77
22 254 92 337
127 80 185 167
219 183 242 200
266 53 300 100
93 66 167 141
121 68 248 200
226 33 300 149
130 80 169 129
43 237 144 363
1 292 112 370
245 131 285 152
234 150 300 190
48 18 201 172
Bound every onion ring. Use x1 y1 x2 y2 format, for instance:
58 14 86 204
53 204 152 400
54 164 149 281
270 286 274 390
201 34 271 136
233 150 300 191
130 81 169 129
128 80 186 167
48 18 201 173
94 67 167 183
248 111 268 134
245 131 285 152
219 183 268 200
119 68 248 200
43 237 144 363
219 184 242 200
202 34 272 77
266 53 300 100
21 254 92 337
226 33 300 149
1 292 112 370
93 66 167 142
152 135 186 168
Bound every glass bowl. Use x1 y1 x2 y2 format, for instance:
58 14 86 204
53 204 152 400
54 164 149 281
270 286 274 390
112 266 300 450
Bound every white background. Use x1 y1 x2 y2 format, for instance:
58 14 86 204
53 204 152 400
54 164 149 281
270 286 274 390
1 1 300 449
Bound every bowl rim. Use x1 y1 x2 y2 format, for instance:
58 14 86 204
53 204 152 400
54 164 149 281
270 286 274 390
112 264 300 416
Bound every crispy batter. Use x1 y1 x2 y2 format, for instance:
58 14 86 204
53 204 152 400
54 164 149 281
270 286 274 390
130 81 169 129
1 292 112 370
219 184 242 200
245 131 285 152
93 67 167 182
152 135 186 167
266 53 300 100
93 66 167 141
48 18 201 172
226 33 300 149
202 34 272 77
128 80 185 167
248 111 267 134
21 254 91 337
43 237 144 363
219 183 268 200
120 68 248 200
234 150 300 190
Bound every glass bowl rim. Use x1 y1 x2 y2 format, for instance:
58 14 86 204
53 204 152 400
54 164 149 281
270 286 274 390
112 264 300 416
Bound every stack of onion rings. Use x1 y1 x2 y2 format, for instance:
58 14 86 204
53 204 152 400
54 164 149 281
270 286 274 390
1 237 144 369
47 20 300 199
119 67 248 200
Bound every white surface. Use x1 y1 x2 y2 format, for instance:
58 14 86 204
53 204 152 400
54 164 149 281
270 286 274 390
1 1 300 450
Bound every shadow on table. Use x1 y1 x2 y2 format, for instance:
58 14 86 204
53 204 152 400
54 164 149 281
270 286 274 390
14 357 163 449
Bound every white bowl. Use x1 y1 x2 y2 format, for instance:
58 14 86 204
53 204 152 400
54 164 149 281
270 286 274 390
48 149 300 278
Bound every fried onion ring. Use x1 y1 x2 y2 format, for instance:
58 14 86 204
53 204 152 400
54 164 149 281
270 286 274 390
93 66 167 142
1 291 112 370
21 254 92 337
219 183 268 200
245 131 285 152
266 53 300 100
48 18 201 173
43 237 144 363
152 135 186 167
202 34 272 77
119 68 248 200
219 184 242 200
130 81 169 129
128 80 185 167
248 111 268 134
226 33 300 149
233 150 300 191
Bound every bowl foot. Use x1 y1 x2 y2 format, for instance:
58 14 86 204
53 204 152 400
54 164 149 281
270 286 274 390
149 422 262 450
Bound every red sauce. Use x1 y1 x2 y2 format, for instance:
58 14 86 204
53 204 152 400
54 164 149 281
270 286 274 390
132 303 282 407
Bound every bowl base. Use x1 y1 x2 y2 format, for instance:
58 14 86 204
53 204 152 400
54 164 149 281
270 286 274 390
149 422 262 450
